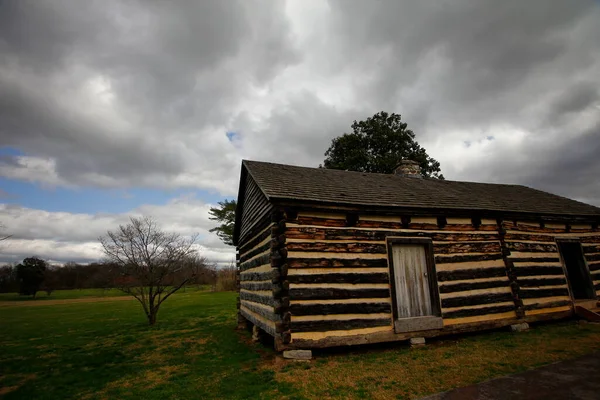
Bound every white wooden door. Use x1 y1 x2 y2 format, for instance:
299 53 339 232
392 244 433 318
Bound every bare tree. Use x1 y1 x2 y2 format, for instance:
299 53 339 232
99 216 199 325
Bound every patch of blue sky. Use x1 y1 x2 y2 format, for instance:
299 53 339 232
226 131 240 142
0 178 226 214
0 146 25 156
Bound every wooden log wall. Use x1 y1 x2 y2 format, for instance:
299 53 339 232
504 221 600 314
271 209 292 347
284 213 518 343
238 174 273 245
238 212 278 338
239 205 599 348
424 217 516 325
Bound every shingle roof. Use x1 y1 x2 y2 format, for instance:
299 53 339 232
242 160 600 217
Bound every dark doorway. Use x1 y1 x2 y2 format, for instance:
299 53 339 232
558 241 595 300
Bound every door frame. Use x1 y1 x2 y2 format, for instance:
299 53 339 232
555 238 597 301
386 237 442 332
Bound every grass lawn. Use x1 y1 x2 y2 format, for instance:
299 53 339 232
0 286 208 302
1 291 599 399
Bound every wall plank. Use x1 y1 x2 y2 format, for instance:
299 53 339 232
289 302 392 316
287 273 389 284
441 292 513 308
289 287 391 300
290 318 392 332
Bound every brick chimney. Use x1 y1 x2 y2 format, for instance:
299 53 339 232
394 160 422 178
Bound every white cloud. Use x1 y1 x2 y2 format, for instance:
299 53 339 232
0 196 235 265
0 156 68 187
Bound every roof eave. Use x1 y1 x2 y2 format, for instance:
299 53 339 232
269 197 600 222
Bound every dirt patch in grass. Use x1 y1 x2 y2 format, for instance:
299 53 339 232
0 374 37 396
123 330 213 366
0 296 135 307
82 365 186 399
113 365 184 389
270 323 600 399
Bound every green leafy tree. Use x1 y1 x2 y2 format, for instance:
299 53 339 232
322 111 444 178
16 257 47 298
209 200 236 246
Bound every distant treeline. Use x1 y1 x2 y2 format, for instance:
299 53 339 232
0 257 237 296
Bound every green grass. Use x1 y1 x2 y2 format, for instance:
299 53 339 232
0 290 289 399
0 288 125 301
0 286 209 302
1 291 600 399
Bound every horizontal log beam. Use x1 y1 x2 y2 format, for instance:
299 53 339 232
240 291 275 307
519 288 570 299
585 253 600 262
504 233 558 243
509 257 560 263
286 227 388 241
289 288 390 300
577 236 600 243
239 222 273 254
241 302 280 322
286 227 499 242
439 279 508 294
240 271 273 281
441 292 513 308
443 305 515 319
295 216 346 227
437 267 507 282
356 221 497 231
514 266 565 277
287 258 388 268
523 300 572 311
506 242 558 253
240 241 271 263
290 318 392 333
240 281 272 291
287 273 390 285
239 254 270 272
435 253 503 264
289 302 392 316
434 241 501 255
504 224 568 234
286 242 387 254
518 278 567 287
240 308 276 337
588 262 600 272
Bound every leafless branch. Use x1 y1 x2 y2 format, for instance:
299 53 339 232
99 216 199 325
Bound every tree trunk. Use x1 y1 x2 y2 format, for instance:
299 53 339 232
148 310 157 325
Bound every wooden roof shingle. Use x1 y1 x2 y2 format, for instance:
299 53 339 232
242 160 600 217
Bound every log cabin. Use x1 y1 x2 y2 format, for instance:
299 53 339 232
233 159 600 351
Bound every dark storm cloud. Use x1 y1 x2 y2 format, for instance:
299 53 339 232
325 0 596 129
523 123 600 203
2 0 598 197
310 0 600 205
1 0 600 264
550 84 598 117
0 0 299 189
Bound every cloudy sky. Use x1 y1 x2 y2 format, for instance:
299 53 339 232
1 0 600 265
